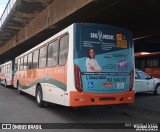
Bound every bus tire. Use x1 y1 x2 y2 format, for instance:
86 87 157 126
5 79 7 88
154 84 160 95
36 86 44 107
17 81 23 95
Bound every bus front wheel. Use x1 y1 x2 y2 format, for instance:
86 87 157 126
36 86 44 107
17 81 23 95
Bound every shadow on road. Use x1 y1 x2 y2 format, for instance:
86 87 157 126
135 92 156 98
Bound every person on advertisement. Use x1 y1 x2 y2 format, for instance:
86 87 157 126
85 48 101 72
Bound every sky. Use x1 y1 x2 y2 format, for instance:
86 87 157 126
0 0 9 17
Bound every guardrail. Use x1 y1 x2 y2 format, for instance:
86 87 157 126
0 0 17 28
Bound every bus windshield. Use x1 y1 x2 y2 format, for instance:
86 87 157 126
74 23 134 94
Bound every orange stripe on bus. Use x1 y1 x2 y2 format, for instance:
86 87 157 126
17 64 68 87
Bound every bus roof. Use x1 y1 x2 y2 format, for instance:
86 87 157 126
0 60 12 66
15 23 132 59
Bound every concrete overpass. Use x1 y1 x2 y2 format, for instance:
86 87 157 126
0 0 160 63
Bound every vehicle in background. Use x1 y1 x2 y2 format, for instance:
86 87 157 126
135 52 160 78
135 69 160 95
0 60 14 88
14 23 135 107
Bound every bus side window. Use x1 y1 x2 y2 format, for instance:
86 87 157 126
59 34 69 66
14 63 18 72
47 40 59 67
4 65 6 73
2 66 3 73
39 46 47 68
6 65 9 73
17 59 20 71
24 55 28 70
20 57 24 71
28 53 33 69
33 50 39 69
8 64 10 73
6 64 8 73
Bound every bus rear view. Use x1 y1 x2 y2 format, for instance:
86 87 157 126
70 23 134 106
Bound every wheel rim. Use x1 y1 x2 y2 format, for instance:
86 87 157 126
157 85 160 94
37 91 41 103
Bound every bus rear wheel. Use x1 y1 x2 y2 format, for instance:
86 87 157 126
5 79 7 88
36 86 44 107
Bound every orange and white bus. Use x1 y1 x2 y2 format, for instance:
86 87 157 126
14 23 135 107
0 60 14 88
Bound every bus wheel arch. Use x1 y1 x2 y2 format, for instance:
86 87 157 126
36 84 44 107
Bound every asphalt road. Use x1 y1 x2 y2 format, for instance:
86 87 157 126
0 85 160 132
